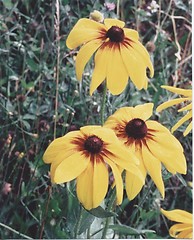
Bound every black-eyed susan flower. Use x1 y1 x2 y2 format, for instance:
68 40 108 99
156 85 192 136
66 18 154 95
43 126 144 210
104 103 187 200
161 208 192 239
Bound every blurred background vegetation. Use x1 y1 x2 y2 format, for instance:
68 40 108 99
0 0 192 239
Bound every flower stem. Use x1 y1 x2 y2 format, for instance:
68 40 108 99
74 205 84 238
100 82 107 125
101 189 116 239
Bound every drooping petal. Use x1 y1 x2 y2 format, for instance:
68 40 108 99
92 159 109 208
161 85 192 97
171 111 192 133
142 145 165 198
146 122 186 174
75 39 102 80
104 18 125 28
156 98 189 112
120 43 148 90
66 18 105 49
169 223 192 239
76 161 94 210
129 40 154 77
146 134 186 174
125 150 147 200
183 121 192 136
52 152 90 184
90 43 111 95
161 209 192 224
106 44 129 95
105 157 123 205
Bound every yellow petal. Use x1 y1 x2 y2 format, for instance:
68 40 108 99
104 18 125 28
104 107 133 125
125 150 147 200
142 146 165 198
90 43 111 95
106 44 129 95
93 159 109 208
76 161 94 210
178 103 192 112
171 111 192 133
146 122 187 174
174 228 193 239
75 39 102 80
161 85 192 97
43 130 82 164
183 121 192 136
133 103 153 120
66 18 105 49
43 136 68 163
124 28 139 41
105 157 123 205
52 152 90 184
161 209 192 224
156 98 188 112
129 41 154 78
120 43 148 90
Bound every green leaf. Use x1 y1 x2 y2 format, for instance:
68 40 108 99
88 206 117 218
78 209 95 234
108 224 155 236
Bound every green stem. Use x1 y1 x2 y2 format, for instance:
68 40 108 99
74 205 84 238
100 82 107 125
101 189 116 239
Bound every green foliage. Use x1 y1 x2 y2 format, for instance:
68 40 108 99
0 0 192 239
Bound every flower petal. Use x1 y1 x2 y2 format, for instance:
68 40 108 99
90 43 111 95
75 39 102 80
125 150 147 200
120 43 148 89
161 85 192 97
76 161 94 210
104 18 125 28
43 130 82 163
129 41 154 77
93 159 109 208
133 103 153 120
183 121 192 136
146 121 186 174
171 111 192 133
105 157 123 205
52 152 90 184
156 98 189 112
66 18 105 49
178 103 192 112
124 28 139 41
142 145 165 198
106 44 129 95
161 209 192 224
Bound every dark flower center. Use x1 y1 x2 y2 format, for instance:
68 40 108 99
106 26 124 42
125 118 147 139
84 135 103 154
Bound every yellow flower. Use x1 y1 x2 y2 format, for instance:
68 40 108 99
156 85 192 136
43 125 144 210
66 18 154 95
161 208 193 239
104 103 187 200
